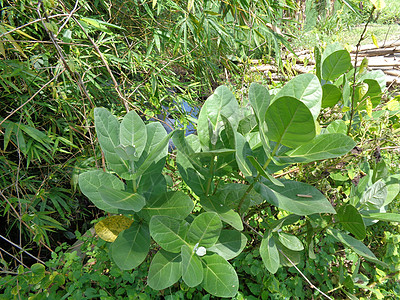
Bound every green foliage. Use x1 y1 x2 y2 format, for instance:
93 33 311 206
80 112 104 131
74 47 400 296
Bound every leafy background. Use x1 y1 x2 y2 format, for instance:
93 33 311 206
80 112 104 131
1 0 400 299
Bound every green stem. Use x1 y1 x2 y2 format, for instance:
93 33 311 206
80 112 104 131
205 155 216 196
237 142 281 212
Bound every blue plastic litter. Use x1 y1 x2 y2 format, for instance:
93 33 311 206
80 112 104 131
151 99 200 151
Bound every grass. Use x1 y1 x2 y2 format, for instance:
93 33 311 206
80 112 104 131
292 0 400 50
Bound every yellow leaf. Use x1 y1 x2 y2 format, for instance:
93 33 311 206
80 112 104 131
370 0 386 10
0 25 27 58
0 41 5 58
358 57 368 74
384 98 400 111
2 23 36 40
366 97 372 117
152 0 157 9
371 33 379 48
95 215 133 242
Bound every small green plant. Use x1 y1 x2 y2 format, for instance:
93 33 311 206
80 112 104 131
77 43 400 297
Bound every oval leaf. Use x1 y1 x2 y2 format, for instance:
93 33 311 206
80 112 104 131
147 250 182 290
208 230 247 260
277 232 304 251
110 223 150 270
274 74 322 120
337 204 366 240
181 244 204 287
322 84 342 108
198 86 240 151
150 216 189 253
249 82 270 123
200 197 243 231
255 178 336 215
265 97 316 148
322 50 351 81
78 170 131 214
120 109 147 160
328 229 387 267
201 254 239 298
260 231 280 274
98 186 145 212
187 212 222 248
94 108 129 174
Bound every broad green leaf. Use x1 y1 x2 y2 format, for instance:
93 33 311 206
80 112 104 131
384 175 400 206
110 223 150 270
322 84 342 108
277 232 304 251
322 50 351 81
328 229 387 267
247 156 284 186
150 216 189 253
142 191 194 220
94 108 129 174
260 231 280 274
98 186 145 212
120 109 147 160
200 197 243 231
147 250 182 290
361 212 400 222
249 82 270 123
360 180 387 210
279 133 356 163
235 132 255 177
337 204 366 240
198 85 239 151
325 120 347 134
78 170 131 214
134 124 173 178
201 254 239 297
265 97 315 148
277 241 302 267
273 74 322 120
181 244 203 287
173 131 210 196
322 43 344 63
208 230 247 260
95 215 133 242
187 212 222 248
255 178 336 215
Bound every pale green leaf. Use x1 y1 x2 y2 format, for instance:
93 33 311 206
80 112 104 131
328 229 387 267
337 204 366 240
265 97 315 148
181 244 203 287
273 74 322 120
187 212 222 248
255 178 336 215
260 231 280 273
110 223 150 270
98 186 145 212
147 250 182 290
201 254 239 297
150 216 189 253
120 109 147 160
208 230 247 260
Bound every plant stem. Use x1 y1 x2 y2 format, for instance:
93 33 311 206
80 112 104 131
347 6 376 136
205 155 216 196
237 142 280 212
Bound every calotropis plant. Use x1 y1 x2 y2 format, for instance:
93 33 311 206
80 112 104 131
78 68 395 297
